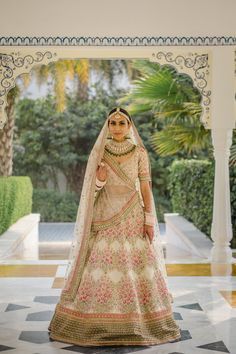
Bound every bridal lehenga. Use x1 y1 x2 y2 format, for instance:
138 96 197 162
48 111 181 346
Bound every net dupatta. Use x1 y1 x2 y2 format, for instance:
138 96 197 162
60 115 169 305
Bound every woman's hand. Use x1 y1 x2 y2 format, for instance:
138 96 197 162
96 161 107 182
143 224 154 244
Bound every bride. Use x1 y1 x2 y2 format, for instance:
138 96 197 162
48 107 181 346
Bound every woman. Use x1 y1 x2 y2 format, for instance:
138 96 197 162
48 107 181 346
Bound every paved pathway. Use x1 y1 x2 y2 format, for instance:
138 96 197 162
39 223 75 242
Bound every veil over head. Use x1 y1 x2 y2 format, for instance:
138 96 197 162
60 108 169 305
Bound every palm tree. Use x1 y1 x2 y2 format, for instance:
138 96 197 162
118 59 211 157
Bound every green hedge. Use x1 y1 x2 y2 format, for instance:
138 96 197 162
168 160 214 238
152 189 172 223
168 159 236 248
32 188 80 222
0 176 33 235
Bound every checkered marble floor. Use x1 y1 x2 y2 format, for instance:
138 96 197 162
0 261 236 354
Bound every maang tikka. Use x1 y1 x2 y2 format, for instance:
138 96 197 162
108 107 131 123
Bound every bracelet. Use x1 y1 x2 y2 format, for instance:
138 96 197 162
144 211 155 226
95 176 107 190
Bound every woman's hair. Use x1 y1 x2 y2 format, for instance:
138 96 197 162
107 107 132 125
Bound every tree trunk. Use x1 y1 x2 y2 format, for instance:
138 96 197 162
0 91 16 176
77 81 89 102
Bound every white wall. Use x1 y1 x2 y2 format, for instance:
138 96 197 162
0 0 235 37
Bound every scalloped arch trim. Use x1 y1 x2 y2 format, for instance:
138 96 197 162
0 36 236 46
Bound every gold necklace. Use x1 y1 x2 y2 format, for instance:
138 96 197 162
105 139 135 156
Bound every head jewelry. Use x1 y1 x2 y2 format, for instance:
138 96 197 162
108 107 131 123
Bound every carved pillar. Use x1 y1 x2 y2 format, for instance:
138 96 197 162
209 48 235 268
210 129 233 263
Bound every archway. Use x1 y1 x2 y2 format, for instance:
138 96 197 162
0 45 234 269
0 49 211 128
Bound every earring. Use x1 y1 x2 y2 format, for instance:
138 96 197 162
125 133 131 139
107 132 113 139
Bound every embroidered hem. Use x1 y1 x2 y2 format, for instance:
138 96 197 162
48 304 181 347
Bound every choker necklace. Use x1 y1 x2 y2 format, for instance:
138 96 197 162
105 139 136 156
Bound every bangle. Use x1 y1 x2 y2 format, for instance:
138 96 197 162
95 177 107 189
144 211 155 226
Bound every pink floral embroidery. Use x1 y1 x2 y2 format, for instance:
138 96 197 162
88 249 100 264
137 278 152 305
118 248 130 265
95 276 113 304
119 278 136 305
100 249 113 265
136 215 144 227
146 247 157 264
154 271 169 297
77 276 93 302
131 249 143 267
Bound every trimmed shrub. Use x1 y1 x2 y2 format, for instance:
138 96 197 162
152 188 172 223
168 159 236 248
0 176 33 235
168 160 214 238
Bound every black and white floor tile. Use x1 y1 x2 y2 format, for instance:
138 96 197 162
0 266 236 354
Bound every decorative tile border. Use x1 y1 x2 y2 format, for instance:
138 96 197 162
0 36 236 46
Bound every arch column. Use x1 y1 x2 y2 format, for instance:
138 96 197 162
210 129 233 263
210 47 235 265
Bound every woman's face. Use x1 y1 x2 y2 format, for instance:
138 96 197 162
108 114 130 141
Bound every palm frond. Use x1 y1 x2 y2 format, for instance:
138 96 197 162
152 101 202 122
150 123 210 156
130 59 161 77
130 70 180 102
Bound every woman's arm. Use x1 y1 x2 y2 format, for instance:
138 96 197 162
95 161 107 190
137 145 155 243
140 180 152 213
140 180 154 244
